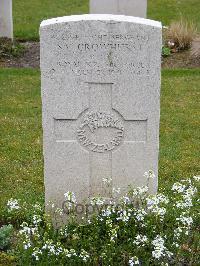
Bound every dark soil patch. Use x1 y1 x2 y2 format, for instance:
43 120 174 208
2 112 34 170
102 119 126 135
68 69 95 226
0 41 39 68
0 39 200 69
162 38 200 68
162 50 200 69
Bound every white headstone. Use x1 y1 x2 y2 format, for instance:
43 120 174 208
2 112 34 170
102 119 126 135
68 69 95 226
90 0 147 18
0 0 13 39
40 15 162 209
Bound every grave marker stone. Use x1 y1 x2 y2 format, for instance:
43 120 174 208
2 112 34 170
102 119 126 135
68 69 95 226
40 14 162 209
0 0 13 39
90 0 147 18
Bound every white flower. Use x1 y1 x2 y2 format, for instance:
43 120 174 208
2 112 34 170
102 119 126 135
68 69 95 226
193 175 200 181
152 235 165 247
59 227 68 236
23 242 31 250
174 227 183 239
129 256 140 265
64 191 76 203
55 208 64 215
19 226 31 235
112 187 121 195
55 247 63 256
32 214 42 225
102 177 112 184
19 221 39 238
80 249 89 261
7 198 20 211
185 186 197 197
152 235 172 259
116 209 131 222
33 203 42 211
90 197 105 206
176 198 193 209
32 247 42 261
144 170 156 180
173 242 180 248
135 209 147 222
133 234 148 246
152 249 163 259
172 182 186 193
176 185 197 209
102 208 112 217
42 241 64 256
147 194 169 210
130 189 138 197
110 226 119 242
176 214 193 228
158 194 169 204
122 196 130 204
69 249 77 257
49 244 55 254
131 186 149 197
168 41 175 47
151 206 166 218
63 192 76 211
138 186 148 195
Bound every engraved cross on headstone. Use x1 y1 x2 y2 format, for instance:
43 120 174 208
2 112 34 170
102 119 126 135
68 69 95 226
54 83 147 197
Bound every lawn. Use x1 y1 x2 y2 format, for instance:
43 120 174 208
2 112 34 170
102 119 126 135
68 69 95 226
0 68 199 220
0 69 43 220
13 0 200 40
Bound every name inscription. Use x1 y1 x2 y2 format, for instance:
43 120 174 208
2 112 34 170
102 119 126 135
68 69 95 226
77 112 124 153
77 43 131 51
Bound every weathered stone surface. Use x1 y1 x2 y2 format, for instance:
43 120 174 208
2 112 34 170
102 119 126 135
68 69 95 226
0 0 13 39
90 0 147 18
40 14 162 208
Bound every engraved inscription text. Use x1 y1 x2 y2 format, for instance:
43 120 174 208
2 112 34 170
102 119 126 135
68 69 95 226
77 111 124 153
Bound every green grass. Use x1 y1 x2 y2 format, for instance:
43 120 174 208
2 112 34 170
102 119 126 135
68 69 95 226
148 0 200 28
13 0 89 40
0 69 43 219
13 0 200 40
159 69 200 187
0 68 199 219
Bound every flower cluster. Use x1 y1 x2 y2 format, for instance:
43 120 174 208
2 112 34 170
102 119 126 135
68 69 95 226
7 198 20 211
9 175 199 265
143 170 156 184
134 208 147 222
128 256 140 265
172 179 198 210
116 209 132 222
193 175 200 182
63 191 77 211
152 235 173 259
146 194 169 220
133 234 148 247
90 197 105 206
19 220 90 263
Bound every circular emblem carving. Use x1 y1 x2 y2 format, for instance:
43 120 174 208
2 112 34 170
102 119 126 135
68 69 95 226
77 111 124 153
